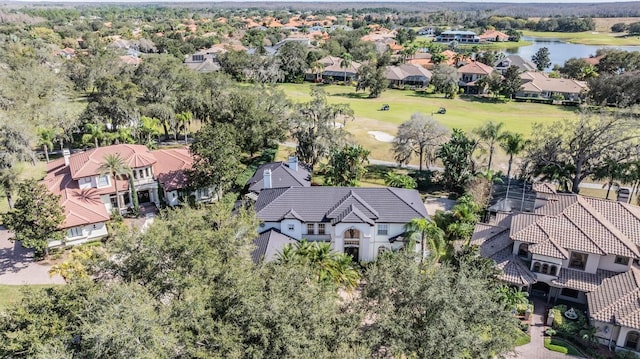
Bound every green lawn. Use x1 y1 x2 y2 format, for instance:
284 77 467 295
278 83 579 164
0 285 56 311
0 160 47 216
522 30 640 46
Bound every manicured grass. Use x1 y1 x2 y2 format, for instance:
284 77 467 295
278 83 579 164
457 40 532 51
0 285 56 311
522 30 640 46
544 337 582 356
0 160 48 216
515 331 531 346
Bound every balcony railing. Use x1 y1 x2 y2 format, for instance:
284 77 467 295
303 234 331 242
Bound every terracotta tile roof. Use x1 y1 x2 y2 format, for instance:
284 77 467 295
518 71 587 94
479 29 509 41
59 188 110 228
457 61 495 75
533 182 557 194
552 267 619 292
69 144 156 179
529 237 569 259
152 147 193 192
587 267 640 329
490 247 537 286
471 223 511 258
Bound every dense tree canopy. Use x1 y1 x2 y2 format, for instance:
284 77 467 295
393 112 449 171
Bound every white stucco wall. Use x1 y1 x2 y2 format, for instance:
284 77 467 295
166 190 180 206
333 223 374 262
592 320 620 347
585 253 600 274
280 219 303 240
531 254 563 266
617 326 640 354
598 255 632 272
50 222 109 248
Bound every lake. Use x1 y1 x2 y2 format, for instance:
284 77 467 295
504 37 640 69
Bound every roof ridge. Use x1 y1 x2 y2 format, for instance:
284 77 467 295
560 210 607 256
326 190 379 219
256 187 291 215
577 197 640 257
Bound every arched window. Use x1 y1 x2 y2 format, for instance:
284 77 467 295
550 265 558 276
518 243 529 257
533 262 541 273
626 331 640 350
344 229 361 239
542 264 549 275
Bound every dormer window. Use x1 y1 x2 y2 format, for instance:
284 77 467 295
569 252 588 270
615 256 630 265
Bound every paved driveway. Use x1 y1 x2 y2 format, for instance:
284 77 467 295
0 227 65 285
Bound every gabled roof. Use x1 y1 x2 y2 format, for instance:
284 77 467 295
494 55 537 72
457 61 495 76
252 229 298 263
384 64 432 81
511 194 640 259
491 247 537 287
587 268 640 330
331 205 376 226
152 148 193 192
316 55 361 74
59 188 111 228
256 187 427 224
518 71 587 94
247 161 311 193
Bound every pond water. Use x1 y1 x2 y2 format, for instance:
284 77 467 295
503 36 640 70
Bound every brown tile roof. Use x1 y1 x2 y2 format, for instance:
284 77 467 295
152 148 193 192
553 267 620 292
533 182 557 194
471 223 511 258
587 267 640 329
519 72 587 94
457 61 495 75
491 247 537 286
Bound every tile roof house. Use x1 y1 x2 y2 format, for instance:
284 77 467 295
384 63 432 88
254 186 428 262
479 29 509 42
305 55 362 82
517 71 588 102
42 144 215 247
494 55 537 74
473 185 640 355
436 30 479 43
457 61 499 94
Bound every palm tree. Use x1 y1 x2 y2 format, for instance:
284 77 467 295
311 61 324 83
500 131 528 200
82 123 104 148
98 153 131 214
473 121 505 171
404 218 446 262
175 111 193 145
138 116 161 147
36 127 57 163
339 52 352 83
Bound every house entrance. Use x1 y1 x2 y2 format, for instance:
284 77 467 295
531 282 551 298
137 190 151 204
344 228 361 262
344 246 359 261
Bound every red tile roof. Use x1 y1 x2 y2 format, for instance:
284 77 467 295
152 147 193 191
69 144 156 179
457 61 495 75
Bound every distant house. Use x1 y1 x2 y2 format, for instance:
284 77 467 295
479 29 509 42
254 187 428 262
54 47 76 59
184 49 221 73
436 30 479 43
305 55 361 82
517 71 588 102
457 61 498 94
42 144 215 247
384 63 432 88
494 55 537 74
417 27 435 36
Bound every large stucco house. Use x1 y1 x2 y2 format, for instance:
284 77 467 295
42 144 214 247
253 186 428 262
473 185 640 356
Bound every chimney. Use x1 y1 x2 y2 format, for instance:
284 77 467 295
63 148 71 166
263 169 272 189
288 156 298 172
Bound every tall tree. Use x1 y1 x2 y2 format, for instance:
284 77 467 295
500 131 529 201
438 129 478 193
188 122 244 196
36 127 58 163
473 121 506 171
98 153 131 213
500 65 523 98
277 41 309 83
339 52 353 82
404 218 446 262
393 112 449 171
81 123 104 148
323 144 370 186
175 111 192 145
531 47 551 71
523 111 639 193
355 61 388 98
2 180 65 258
431 64 459 98
289 88 353 168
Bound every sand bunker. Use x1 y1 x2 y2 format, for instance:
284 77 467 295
368 131 395 143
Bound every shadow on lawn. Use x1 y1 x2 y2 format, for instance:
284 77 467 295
330 92 371 99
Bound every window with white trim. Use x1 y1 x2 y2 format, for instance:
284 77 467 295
97 175 109 187
68 227 83 238
377 224 389 235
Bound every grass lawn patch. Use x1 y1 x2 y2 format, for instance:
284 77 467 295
544 337 582 356
515 331 531 346
522 30 640 46
0 160 48 217
278 83 579 165
0 285 57 311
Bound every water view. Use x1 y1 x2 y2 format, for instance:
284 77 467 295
504 37 640 69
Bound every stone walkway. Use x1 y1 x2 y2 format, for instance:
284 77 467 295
0 226 65 285
509 298 584 359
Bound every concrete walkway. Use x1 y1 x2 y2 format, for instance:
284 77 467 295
0 227 65 285
509 298 584 359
